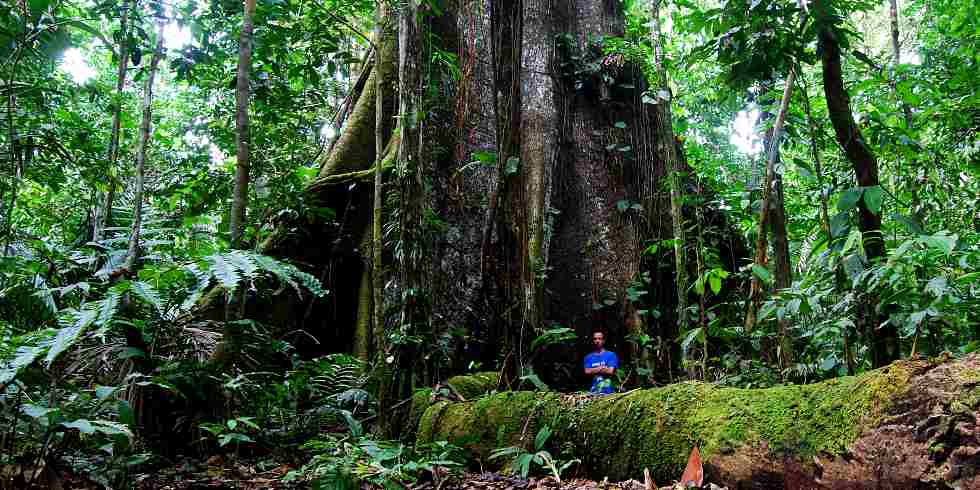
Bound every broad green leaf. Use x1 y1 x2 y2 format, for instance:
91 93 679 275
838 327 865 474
95 385 117 400
709 274 722 294
534 425 552 451
0 344 46 385
62 419 96 434
837 187 864 212
21 404 56 420
680 327 704 354
751 264 771 283
862 185 883 215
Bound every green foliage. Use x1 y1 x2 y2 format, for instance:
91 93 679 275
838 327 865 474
757 231 980 377
489 425 579 483
285 435 467 488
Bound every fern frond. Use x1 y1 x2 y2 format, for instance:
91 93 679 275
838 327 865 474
250 253 300 293
292 269 326 298
248 252 326 297
225 250 259 279
95 286 125 332
130 281 164 313
0 342 47 385
207 254 242 292
45 308 97 367
180 264 212 312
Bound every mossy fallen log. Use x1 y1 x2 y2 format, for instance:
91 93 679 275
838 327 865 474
415 355 980 489
447 371 499 399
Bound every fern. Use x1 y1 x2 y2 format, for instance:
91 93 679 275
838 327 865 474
130 281 164 314
45 308 96 367
96 286 125 333
248 252 326 298
207 254 242 292
0 340 50 385
249 253 300 293
180 264 212 312
225 250 259 279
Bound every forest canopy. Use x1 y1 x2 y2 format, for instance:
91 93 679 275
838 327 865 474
0 0 978 486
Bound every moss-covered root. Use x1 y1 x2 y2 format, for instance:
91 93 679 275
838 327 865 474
416 354 980 489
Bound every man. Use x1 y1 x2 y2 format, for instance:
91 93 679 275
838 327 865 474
584 331 619 394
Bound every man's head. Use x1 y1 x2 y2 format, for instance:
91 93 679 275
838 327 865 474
592 331 606 351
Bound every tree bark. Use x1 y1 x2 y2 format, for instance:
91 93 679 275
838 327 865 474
1 44 24 255
817 5 898 367
651 0 689 353
124 22 165 272
380 0 425 438
93 0 131 242
371 3 385 368
229 0 257 248
744 70 795 369
417 354 980 488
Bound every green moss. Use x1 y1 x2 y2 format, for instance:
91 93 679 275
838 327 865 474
407 388 434 436
447 371 499 399
959 367 980 384
415 361 924 481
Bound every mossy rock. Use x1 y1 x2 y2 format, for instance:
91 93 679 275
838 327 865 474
416 355 980 488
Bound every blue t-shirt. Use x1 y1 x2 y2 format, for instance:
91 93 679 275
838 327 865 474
584 350 619 394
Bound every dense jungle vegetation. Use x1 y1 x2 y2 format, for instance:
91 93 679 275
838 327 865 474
0 0 978 485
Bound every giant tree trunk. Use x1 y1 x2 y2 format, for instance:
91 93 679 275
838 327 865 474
416 354 980 489
816 3 898 367
255 0 745 392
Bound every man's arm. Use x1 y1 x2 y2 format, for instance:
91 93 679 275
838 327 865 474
585 365 613 375
607 353 619 375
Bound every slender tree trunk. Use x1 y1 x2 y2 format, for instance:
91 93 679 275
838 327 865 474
229 0 257 248
124 22 165 272
744 69 795 371
888 0 921 226
381 0 424 438
770 171 792 368
372 4 385 365
650 0 689 350
799 76 832 246
800 74 853 374
94 0 131 242
817 6 897 367
889 0 913 128
1 47 23 255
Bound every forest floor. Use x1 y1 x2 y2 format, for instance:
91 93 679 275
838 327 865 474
128 455 726 489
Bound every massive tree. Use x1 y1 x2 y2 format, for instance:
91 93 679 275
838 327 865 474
258 0 743 402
